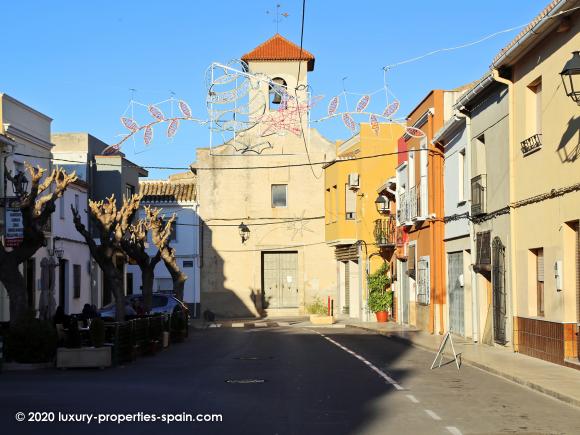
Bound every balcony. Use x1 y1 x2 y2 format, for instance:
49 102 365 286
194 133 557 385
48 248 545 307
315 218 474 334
398 192 410 225
374 216 397 248
471 174 487 216
409 186 418 221
520 134 542 156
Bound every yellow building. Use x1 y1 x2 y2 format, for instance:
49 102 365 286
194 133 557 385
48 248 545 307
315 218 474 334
324 123 404 320
490 0 580 365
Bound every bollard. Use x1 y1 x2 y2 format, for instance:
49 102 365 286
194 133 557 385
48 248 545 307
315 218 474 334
0 336 3 373
331 299 334 317
327 296 331 316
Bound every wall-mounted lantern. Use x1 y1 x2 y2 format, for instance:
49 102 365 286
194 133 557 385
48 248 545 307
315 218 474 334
238 222 250 244
11 170 29 196
374 195 390 214
560 51 580 105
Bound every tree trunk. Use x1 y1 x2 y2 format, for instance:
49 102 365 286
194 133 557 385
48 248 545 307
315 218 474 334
103 265 125 322
0 260 29 326
141 267 155 313
165 260 187 301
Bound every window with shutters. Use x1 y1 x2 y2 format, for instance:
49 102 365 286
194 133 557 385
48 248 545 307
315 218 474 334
532 248 545 317
345 184 357 220
476 231 491 267
73 264 81 299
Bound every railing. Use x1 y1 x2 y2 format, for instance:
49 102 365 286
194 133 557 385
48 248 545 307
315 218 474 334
471 174 487 216
520 133 542 156
398 192 409 224
374 216 397 247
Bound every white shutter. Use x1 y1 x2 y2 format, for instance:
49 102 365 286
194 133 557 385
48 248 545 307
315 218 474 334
536 249 544 282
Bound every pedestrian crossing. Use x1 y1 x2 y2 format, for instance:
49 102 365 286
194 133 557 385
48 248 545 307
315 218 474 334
204 321 292 329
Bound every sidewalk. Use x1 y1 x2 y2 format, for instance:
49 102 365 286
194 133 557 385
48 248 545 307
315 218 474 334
345 319 580 409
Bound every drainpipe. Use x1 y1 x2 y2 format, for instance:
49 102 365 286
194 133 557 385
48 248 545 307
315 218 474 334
492 68 517 346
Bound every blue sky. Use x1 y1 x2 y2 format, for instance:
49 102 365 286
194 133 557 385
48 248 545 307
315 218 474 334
0 0 549 178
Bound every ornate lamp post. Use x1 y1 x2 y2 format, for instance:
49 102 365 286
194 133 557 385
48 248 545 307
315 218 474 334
10 170 28 197
560 51 580 105
374 195 390 214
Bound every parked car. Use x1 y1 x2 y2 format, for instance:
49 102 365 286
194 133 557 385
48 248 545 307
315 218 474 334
98 293 190 324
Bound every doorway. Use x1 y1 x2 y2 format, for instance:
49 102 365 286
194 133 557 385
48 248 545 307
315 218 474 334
492 237 507 345
448 252 464 336
59 259 68 312
401 260 409 324
262 252 298 309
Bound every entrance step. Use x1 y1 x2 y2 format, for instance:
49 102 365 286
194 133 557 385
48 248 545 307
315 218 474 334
264 308 301 318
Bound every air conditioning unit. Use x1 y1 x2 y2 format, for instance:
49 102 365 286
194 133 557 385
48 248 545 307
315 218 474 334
348 173 360 190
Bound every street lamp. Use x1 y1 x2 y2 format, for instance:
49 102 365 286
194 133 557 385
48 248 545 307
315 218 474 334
560 51 580 105
238 222 250 243
374 195 390 214
11 170 29 196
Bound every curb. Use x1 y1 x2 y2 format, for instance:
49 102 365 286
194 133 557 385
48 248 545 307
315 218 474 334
347 323 580 409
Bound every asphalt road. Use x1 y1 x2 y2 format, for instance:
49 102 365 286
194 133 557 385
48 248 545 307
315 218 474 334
1 325 579 435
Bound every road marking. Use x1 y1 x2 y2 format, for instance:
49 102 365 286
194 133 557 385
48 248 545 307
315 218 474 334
446 426 462 435
424 409 441 421
406 394 419 403
254 323 267 328
232 323 245 328
277 322 290 327
311 330 403 390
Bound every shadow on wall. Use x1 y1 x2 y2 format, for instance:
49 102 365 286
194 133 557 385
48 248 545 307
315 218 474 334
557 116 580 163
199 221 264 319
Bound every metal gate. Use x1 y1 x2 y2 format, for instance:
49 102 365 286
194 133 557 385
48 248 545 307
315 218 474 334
262 252 298 308
401 261 409 323
448 252 464 336
492 237 507 344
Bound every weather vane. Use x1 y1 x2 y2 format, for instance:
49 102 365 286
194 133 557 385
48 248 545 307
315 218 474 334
266 4 289 33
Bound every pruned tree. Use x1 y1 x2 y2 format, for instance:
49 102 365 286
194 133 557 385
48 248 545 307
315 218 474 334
147 207 187 300
0 164 77 326
71 194 141 321
121 216 162 313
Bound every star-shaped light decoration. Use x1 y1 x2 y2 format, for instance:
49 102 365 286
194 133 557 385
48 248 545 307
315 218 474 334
286 210 315 241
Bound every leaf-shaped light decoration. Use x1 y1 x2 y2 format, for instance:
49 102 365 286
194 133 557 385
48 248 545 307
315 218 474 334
328 96 339 116
382 100 400 119
278 92 289 111
167 119 179 138
405 126 426 138
342 113 357 131
356 95 370 113
370 114 379 135
144 125 154 145
178 100 192 118
148 105 164 121
121 117 139 132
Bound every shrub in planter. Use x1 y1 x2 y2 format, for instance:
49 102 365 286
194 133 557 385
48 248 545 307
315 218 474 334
5 320 58 363
89 318 106 348
305 297 328 315
367 290 393 313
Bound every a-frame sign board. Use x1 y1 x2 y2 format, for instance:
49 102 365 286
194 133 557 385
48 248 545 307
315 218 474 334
430 331 461 370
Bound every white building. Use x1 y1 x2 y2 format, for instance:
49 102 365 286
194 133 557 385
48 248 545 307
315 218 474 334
50 175 92 314
0 94 55 320
127 173 200 316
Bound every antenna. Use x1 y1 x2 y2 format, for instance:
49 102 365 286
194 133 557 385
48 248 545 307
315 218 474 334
266 3 289 33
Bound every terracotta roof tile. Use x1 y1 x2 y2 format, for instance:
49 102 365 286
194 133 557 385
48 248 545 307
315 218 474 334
491 0 563 67
241 34 315 71
140 180 197 203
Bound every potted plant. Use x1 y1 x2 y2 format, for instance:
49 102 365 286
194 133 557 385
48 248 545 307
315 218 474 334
367 263 392 322
306 297 334 325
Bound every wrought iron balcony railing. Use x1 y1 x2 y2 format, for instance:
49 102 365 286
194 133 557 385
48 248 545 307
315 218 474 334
520 133 542 156
471 174 487 216
374 216 397 248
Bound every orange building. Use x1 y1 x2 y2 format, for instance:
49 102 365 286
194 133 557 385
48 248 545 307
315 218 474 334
395 90 465 334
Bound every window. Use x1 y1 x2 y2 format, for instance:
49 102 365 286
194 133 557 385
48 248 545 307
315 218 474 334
170 219 177 241
125 184 135 199
419 138 428 216
325 188 332 223
74 194 80 212
345 184 357 220
271 184 287 208
458 149 466 203
407 244 416 279
532 248 545 317
269 77 287 109
527 77 542 136
59 196 65 219
476 231 492 267
333 185 338 222
126 272 133 296
73 265 81 299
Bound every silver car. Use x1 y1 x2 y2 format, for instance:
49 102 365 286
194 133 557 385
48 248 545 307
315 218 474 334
98 293 190 320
